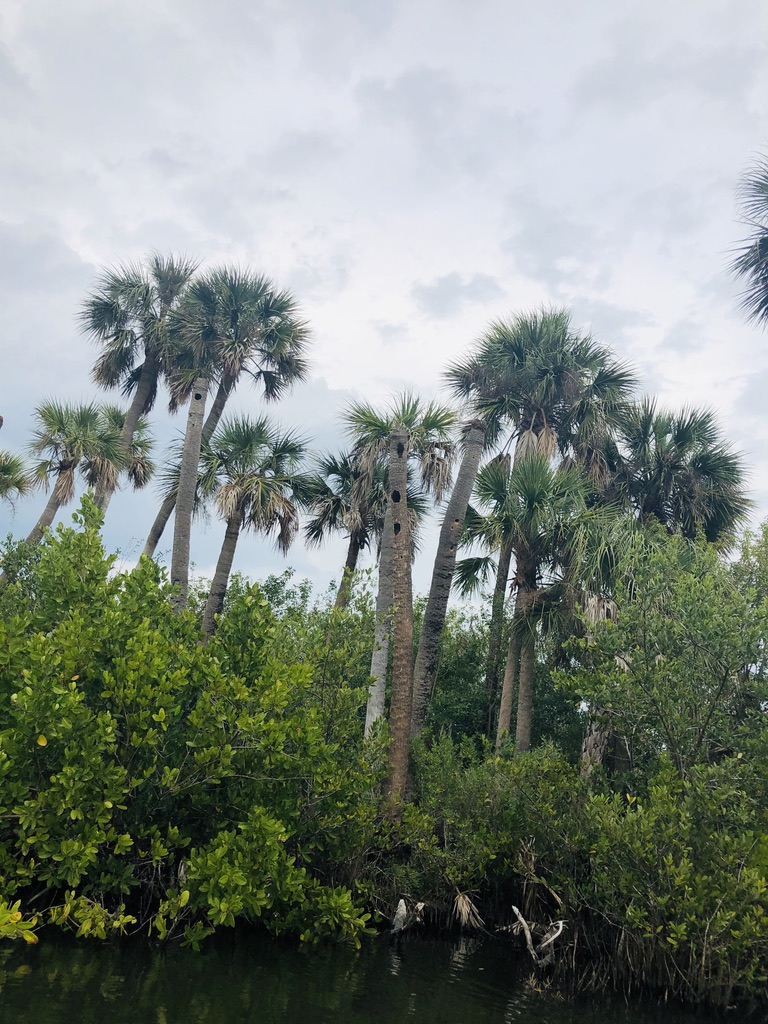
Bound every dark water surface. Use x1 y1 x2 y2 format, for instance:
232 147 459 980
1 931 723 1024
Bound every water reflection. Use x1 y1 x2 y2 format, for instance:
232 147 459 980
1 931 721 1024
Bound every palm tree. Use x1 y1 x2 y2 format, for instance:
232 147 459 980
163 266 309 610
383 426 413 814
80 252 198 511
445 308 637 715
303 451 387 610
199 415 309 638
410 417 486 735
612 399 750 542
0 451 31 507
479 455 615 752
343 392 457 735
303 451 430 611
25 401 124 544
730 155 768 327
142 268 310 560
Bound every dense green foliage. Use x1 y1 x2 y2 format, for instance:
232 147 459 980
0 500 382 948
3 500 768 1009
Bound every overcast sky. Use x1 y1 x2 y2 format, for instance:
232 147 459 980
1 0 767 596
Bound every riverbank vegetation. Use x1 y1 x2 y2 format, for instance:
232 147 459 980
2 164 768 1008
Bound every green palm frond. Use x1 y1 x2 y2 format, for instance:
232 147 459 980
730 155 768 326
0 450 31 506
453 554 497 596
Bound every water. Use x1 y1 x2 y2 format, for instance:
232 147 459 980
1 931 722 1024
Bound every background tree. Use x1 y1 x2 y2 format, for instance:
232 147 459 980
0 451 30 507
25 401 124 545
142 269 309 559
445 308 637 730
730 154 768 327
164 267 309 610
303 452 388 610
344 393 456 735
80 252 198 512
198 415 309 638
610 399 750 543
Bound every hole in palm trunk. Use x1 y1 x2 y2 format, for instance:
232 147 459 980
391 489 401 502
194 392 202 401
394 522 401 535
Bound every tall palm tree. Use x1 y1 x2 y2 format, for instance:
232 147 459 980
25 401 124 544
730 155 768 327
410 417 486 735
477 455 615 752
142 268 310 560
163 267 310 610
383 426 413 814
612 399 750 543
444 308 637 718
80 252 198 511
0 451 31 507
198 415 309 638
303 451 430 611
343 393 457 735
303 452 388 610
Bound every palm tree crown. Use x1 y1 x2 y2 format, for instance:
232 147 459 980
612 399 751 543
730 155 768 327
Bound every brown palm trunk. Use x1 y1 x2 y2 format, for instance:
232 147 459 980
26 469 73 545
485 539 513 704
411 420 485 736
514 628 536 754
170 376 209 611
383 428 413 814
495 602 521 750
202 511 241 638
365 500 394 737
143 377 233 559
96 351 159 513
335 533 362 610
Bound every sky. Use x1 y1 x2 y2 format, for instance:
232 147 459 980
1 0 767 597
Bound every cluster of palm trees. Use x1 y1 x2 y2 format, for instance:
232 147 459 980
1 162 764 810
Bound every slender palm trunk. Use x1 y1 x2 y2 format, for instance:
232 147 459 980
202 511 241 638
26 470 73 545
495 602 521 749
411 420 485 736
170 376 209 611
384 428 413 814
514 628 536 755
364 501 394 737
143 377 233 559
335 534 362 610
484 539 513 703
96 352 158 513
580 715 611 778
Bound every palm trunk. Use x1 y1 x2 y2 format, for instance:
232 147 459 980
143 377 233 559
96 352 158 513
26 470 73 545
410 420 485 736
202 511 241 638
495 602 521 750
364 500 394 737
484 539 513 703
170 376 209 611
580 715 611 778
383 427 413 814
335 534 362 610
514 629 536 754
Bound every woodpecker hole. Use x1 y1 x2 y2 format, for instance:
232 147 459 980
397 442 404 456
194 392 202 401
394 522 401 535
391 489 401 502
